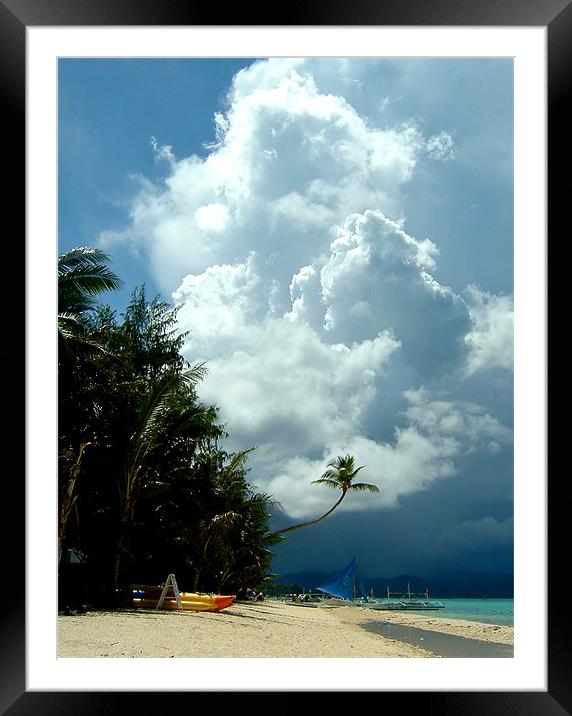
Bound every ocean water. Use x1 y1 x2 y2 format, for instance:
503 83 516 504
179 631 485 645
358 598 513 625
360 598 514 626
430 598 513 626
359 598 514 657
281 596 514 626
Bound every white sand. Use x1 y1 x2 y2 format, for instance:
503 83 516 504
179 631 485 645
57 600 513 658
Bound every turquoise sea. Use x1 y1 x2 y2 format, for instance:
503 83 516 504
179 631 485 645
425 598 514 626
280 596 514 626
359 598 514 657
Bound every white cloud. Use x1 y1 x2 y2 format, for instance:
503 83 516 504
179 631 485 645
265 389 512 520
287 209 471 376
194 203 230 232
101 59 447 298
174 257 401 455
100 58 513 523
402 388 513 455
464 285 514 375
150 135 176 166
425 131 456 161
172 253 270 358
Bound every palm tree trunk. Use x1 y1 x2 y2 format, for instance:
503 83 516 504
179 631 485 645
112 499 132 589
269 490 347 537
58 443 90 566
191 567 201 592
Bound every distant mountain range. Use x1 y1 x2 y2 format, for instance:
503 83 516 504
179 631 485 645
275 568 513 598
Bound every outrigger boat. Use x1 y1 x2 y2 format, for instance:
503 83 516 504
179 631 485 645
365 584 445 611
315 558 364 606
315 558 375 607
314 559 445 611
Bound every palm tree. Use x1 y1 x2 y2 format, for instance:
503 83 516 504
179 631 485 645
112 363 210 588
58 248 122 577
185 448 278 592
58 442 91 565
270 454 379 537
58 246 122 340
215 490 282 594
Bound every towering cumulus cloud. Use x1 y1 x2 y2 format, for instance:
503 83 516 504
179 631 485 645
103 59 513 521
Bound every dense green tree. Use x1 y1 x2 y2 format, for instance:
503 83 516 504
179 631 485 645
58 441 91 565
142 445 280 594
111 364 211 587
188 449 282 594
58 256 279 604
58 248 123 585
105 286 187 380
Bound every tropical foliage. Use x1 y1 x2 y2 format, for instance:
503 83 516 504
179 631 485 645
58 254 278 606
58 246 122 342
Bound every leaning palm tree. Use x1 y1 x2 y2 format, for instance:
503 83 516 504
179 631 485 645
58 246 122 341
270 454 379 537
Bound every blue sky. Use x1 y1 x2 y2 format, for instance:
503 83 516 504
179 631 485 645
59 58 255 309
59 57 514 580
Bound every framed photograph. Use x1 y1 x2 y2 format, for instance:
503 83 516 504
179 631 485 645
9 0 561 711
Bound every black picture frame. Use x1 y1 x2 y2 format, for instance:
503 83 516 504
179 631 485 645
8 0 561 711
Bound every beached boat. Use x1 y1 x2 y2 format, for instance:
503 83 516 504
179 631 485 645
314 560 445 611
315 558 369 606
131 585 235 612
365 585 445 611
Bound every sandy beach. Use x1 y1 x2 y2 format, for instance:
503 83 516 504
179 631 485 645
58 600 513 658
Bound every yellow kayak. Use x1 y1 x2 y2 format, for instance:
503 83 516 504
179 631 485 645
132 590 235 612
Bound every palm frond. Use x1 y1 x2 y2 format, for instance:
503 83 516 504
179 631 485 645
325 453 354 468
134 373 180 449
180 362 209 385
221 447 256 481
57 312 84 340
58 247 123 314
58 247 120 282
317 468 344 481
310 477 342 488
207 511 240 532
125 364 212 498
351 464 365 473
58 315 119 358
348 482 380 493
136 364 207 442
243 492 282 518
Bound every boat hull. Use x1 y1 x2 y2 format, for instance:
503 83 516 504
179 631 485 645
364 601 445 611
318 597 352 607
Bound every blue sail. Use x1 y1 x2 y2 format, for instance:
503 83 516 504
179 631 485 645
316 558 357 600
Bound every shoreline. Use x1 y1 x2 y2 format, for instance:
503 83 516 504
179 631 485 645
328 604 514 644
58 600 513 658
